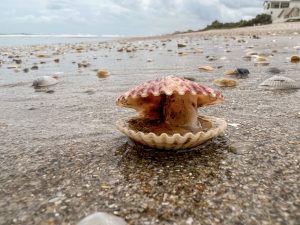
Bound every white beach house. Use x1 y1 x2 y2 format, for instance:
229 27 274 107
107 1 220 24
263 0 300 22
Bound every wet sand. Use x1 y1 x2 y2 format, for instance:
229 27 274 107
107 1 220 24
0 23 300 225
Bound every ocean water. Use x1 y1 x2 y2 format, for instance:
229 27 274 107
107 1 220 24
0 35 122 47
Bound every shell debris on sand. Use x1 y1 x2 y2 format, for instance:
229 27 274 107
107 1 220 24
96 69 110 78
259 76 299 90
177 43 187 48
213 78 239 87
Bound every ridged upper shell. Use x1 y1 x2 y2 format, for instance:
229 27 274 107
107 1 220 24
259 76 299 90
117 76 223 109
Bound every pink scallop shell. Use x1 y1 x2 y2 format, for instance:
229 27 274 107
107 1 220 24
117 76 223 107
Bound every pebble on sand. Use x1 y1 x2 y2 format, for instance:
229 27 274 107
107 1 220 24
31 65 39 70
234 68 250 79
77 212 127 225
78 61 90 68
177 43 187 48
290 55 300 63
267 67 282 74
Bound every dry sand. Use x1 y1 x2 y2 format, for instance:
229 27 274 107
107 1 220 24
0 23 299 225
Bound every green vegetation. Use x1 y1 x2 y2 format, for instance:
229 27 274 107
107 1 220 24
202 14 272 31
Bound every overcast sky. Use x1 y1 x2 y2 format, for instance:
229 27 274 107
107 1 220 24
0 0 264 36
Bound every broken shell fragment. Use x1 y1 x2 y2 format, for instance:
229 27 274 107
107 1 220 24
259 76 299 90
213 78 239 87
116 76 227 150
290 55 300 63
198 65 214 72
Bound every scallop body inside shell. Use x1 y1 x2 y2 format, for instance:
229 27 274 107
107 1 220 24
116 76 227 150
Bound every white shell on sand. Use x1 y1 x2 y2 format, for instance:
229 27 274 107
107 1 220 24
32 76 58 87
259 76 299 90
77 212 127 225
198 65 214 71
116 116 227 150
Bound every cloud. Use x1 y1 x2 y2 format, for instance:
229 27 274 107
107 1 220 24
0 0 264 35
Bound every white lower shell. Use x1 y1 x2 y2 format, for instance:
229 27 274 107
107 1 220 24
116 116 227 150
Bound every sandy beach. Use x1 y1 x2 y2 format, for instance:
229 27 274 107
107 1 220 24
0 23 300 225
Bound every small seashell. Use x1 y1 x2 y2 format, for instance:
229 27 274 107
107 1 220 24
290 55 300 63
259 76 299 90
32 76 59 87
199 65 214 72
224 69 237 75
96 69 109 78
213 78 239 87
77 212 127 225
254 58 269 66
254 56 267 62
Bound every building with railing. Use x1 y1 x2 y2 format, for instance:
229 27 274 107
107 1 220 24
263 0 300 22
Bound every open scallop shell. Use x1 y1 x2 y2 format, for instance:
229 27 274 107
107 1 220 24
116 116 227 150
259 76 299 90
